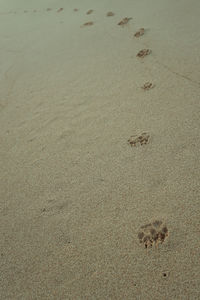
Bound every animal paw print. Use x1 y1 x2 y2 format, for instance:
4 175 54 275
138 220 169 248
86 9 94 15
134 28 145 37
106 11 114 17
137 49 151 58
141 82 155 91
128 132 150 147
118 17 132 26
81 21 94 27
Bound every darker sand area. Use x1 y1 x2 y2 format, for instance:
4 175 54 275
0 0 200 299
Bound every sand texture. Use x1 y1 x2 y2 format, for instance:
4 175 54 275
1 0 200 299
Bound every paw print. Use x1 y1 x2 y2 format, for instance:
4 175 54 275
128 132 150 147
141 82 155 91
138 220 169 248
134 28 145 37
137 49 151 58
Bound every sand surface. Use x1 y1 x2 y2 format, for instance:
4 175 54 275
1 0 200 299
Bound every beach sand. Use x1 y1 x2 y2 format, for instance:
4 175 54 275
0 0 200 299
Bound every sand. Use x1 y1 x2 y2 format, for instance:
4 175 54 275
0 0 200 299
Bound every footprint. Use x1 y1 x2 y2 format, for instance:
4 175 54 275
81 21 94 27
106 11 115 17
134 28 145 37
57 8 64 13
41 202 67 217
141 82 155 91
128 132 150 147
137 49 151 58
138 220 169 248
86 9 94 15
118 17 132 26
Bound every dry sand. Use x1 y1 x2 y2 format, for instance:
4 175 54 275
1 0 200 299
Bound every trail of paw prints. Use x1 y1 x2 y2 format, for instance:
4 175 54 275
1 5 157 89
79 11 133 28
0 7 71 15
0 8 61 15
138 220 169 249
133 24 200 87
80 9 116 28
80 12 157 90
1 7 135 35
132 27 156 91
